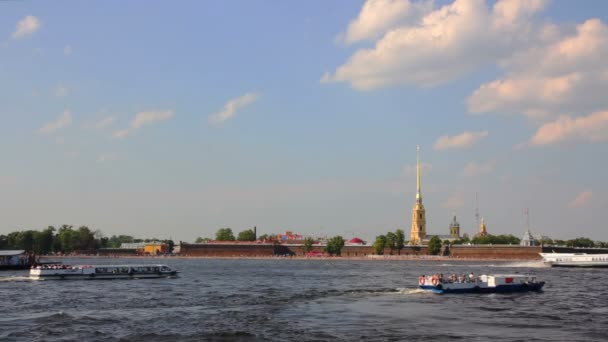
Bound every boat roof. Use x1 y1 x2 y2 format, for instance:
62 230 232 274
88 264 169 267
0 250 25 256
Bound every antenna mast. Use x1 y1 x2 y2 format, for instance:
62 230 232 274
475 192 480 228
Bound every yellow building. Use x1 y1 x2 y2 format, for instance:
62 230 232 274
477 218 488 237
410 146 427 244
449 215 460 239
143 243 169 255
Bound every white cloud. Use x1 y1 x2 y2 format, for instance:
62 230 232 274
529 111 608 146
12 15 41 40
39 110 72 135
64 45 72 56
463 160 496 176
54 84 69 97
209 92 258 124
434 131 488 151
569 190 592 208
113 110 174 139
403 162 432 177
468 19 608 118
339 0 433 44
443 193 465 209
97 153 117 163
95 117 115 129
112 129 130 139
322 0 548 90
131 110 174 129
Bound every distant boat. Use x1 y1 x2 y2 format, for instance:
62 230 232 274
30 264 179 280
540 252 608 267
0 250 38 270
418 273 544 294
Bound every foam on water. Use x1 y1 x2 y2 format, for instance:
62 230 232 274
0 276 35 282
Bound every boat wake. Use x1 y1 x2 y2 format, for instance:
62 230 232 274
395 287 428 295
0 276 35 282
437 261 547 268
492 261 547 268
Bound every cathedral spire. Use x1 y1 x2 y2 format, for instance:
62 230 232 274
416 145 422 204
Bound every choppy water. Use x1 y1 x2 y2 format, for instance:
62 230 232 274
0 258 606 341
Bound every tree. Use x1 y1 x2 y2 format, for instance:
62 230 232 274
325 236 345 256
386 232 397 255
428 236 442 255
303 237 314 253
373 235 387 255
215 228 235 241
395 229 405 254
195 237 210 243
108 235 135 248
237 229 256 241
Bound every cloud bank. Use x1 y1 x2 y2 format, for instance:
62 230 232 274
39 110 71 135
434 131 488 151
209 93 258 124
12 16 41 39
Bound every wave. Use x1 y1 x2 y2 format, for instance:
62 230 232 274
395 287 428 295
0 276 36 282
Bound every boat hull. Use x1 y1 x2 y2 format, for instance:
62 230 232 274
30 271 178 280
420 282 545 294
540 253 608 267
29 264 179 280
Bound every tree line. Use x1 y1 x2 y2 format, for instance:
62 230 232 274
0 225 174 254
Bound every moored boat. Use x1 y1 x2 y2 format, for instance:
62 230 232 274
540 252 608 267
418 273 544 294
29 264 178 280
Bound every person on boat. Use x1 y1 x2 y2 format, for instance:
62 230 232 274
469 272 476 282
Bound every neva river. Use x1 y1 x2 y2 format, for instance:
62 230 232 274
0 258 606 341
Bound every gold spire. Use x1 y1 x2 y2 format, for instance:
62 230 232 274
416 145 422 204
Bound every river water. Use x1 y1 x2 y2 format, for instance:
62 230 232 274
0 258 605 341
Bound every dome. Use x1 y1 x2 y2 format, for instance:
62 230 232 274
348 237 364 244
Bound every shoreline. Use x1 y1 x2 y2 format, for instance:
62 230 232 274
40 255 542 262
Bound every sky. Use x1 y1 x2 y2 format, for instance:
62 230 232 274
1 0 607 243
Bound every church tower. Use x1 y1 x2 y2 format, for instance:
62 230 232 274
410 145 426 244
449 215 460 239
477 217 488 237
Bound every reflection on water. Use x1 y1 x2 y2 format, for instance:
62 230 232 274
1 258 606 341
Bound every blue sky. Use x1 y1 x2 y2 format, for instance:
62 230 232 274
1 0 607 242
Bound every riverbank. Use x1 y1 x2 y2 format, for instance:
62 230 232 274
39 254 543 262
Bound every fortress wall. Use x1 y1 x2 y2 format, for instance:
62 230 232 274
179 243 276 257
450 245 542 259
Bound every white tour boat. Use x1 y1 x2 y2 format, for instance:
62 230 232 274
418 273 545 294
540 252 608 267
29 264 179 280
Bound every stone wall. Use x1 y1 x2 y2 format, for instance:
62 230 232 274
180 243 276 257
449 245 542 259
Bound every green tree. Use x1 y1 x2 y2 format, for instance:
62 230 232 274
324 236 345 256
0 235 8 249
303 237 314 253
215 228 235 241
33 227 55 254
373 235 387 255
108 235 135 248
195 237 210 243
237 229 256 241
395 229 405 254
386 232 397 254
567 237 595 248
427 236 442 255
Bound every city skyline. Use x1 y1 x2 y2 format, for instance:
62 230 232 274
1 0 607 242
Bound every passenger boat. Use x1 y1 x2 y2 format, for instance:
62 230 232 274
540 252 608 267
418 273 544 294
29 264 178 280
